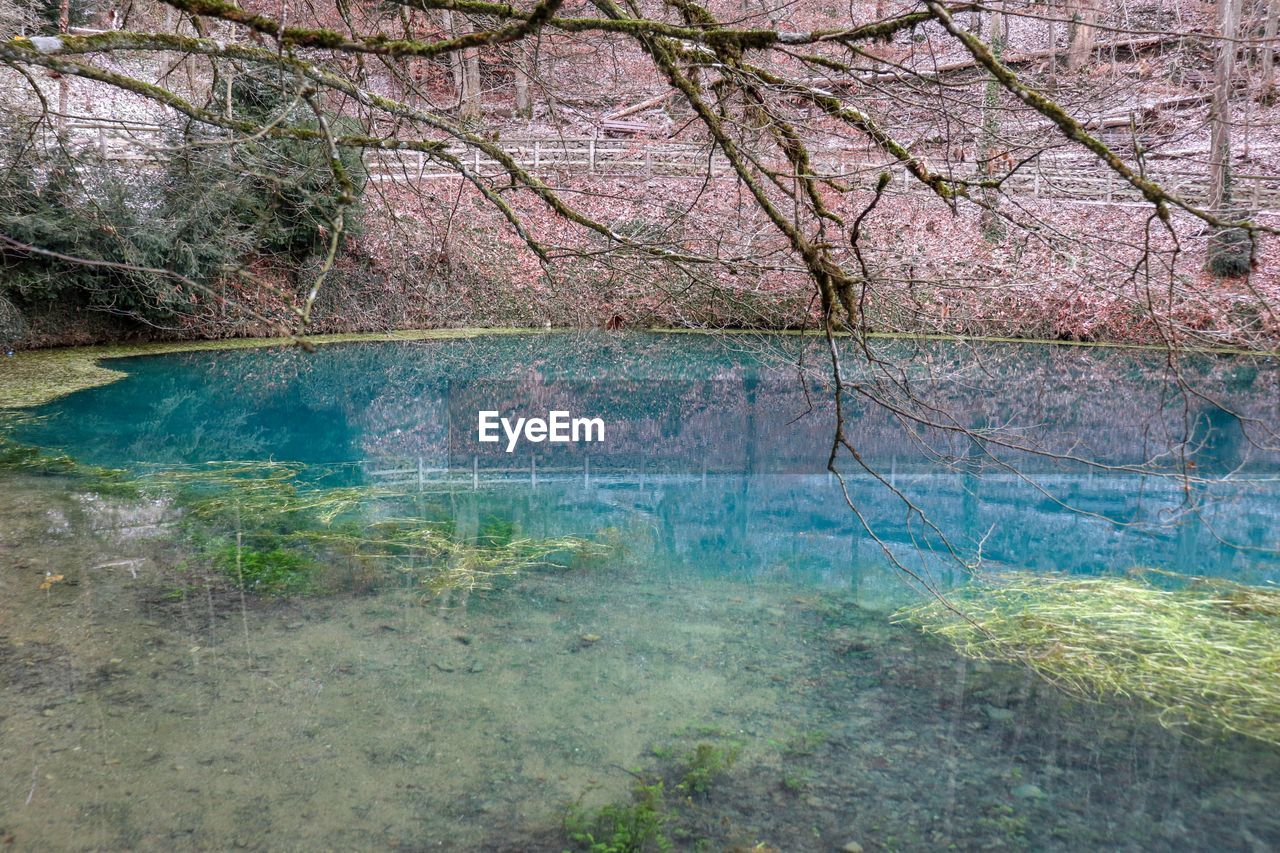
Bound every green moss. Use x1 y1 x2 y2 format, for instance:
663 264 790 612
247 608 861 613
0 328 548 409
213 542 316 595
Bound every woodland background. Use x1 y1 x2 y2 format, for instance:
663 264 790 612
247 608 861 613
0 0 1277 348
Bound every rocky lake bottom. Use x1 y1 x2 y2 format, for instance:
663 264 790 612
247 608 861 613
2 472 1278 852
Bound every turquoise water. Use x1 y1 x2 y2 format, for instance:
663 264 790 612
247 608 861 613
15 332 1280 585
2 332 1279 850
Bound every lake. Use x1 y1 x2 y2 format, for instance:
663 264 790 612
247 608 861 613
1 332 1278 850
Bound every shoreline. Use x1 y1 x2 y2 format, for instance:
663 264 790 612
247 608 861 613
3 326 1277 410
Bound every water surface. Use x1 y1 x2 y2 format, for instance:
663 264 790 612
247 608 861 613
2 332 1279 850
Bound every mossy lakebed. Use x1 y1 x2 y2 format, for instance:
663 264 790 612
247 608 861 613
2 471 1280 850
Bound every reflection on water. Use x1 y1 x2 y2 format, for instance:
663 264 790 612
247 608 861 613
15 332 1280 584
3 332 1280 850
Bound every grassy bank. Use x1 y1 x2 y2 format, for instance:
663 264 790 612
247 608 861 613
0 328 545 408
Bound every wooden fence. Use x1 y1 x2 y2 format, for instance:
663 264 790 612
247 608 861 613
54 120 1280 212
363 455 719 491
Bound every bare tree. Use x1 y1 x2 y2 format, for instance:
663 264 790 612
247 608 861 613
1209 0 1242 213
513 37 535 119
1066 0 1099 72
1260 0 1278 103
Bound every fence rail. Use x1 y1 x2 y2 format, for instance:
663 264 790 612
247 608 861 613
50 121 1280 212
362 455 719 491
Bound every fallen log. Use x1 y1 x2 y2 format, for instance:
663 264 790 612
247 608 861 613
603 92 674 121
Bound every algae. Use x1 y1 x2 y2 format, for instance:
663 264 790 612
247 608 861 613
897 570 1280 745
0 328 550 409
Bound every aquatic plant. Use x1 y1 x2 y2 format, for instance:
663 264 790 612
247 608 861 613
0 414 140 496
149 461 602 596
779 771 813 794
0 422 602 597
897 570 1280 745
777 729 827 757
212 543 316 595
675 742 741 796
563 782 671 853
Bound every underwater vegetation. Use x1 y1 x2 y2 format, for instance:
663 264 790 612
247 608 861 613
674 742 741 797
211 542 318 595
564 782 672 853
158 461 604 596
1 418 602 597
898 570 1280 745
563 733 756 851
0 413 140 496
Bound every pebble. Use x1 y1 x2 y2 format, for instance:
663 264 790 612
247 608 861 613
842 843 865 853
1011 783 1046 800
580 634 601 644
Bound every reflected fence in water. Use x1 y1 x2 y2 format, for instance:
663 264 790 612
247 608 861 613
359 452 1280 585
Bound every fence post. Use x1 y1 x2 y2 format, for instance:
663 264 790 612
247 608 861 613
534 140 541 171
531 455 538 488
98 128 108 159
584 455 590 488
588 138 596 175
417 457 424 492
472 455 479 490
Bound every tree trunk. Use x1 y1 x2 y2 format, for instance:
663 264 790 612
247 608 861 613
1261 0 1278 103
514 38 535 119
1046 0 1058 87
442 11 465 98
1208 0 1241 213
1207 0 1251 277
57 0 69 129
1066 0 1098 72
980 7 1006 242
461 47 482 121
443 11 483 121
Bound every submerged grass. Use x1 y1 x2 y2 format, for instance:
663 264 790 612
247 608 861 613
151 460 603 596
1 425 601 597
897 571 1280 745
0 412 140 495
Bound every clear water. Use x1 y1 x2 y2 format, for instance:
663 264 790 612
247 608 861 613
2 332 1279 850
